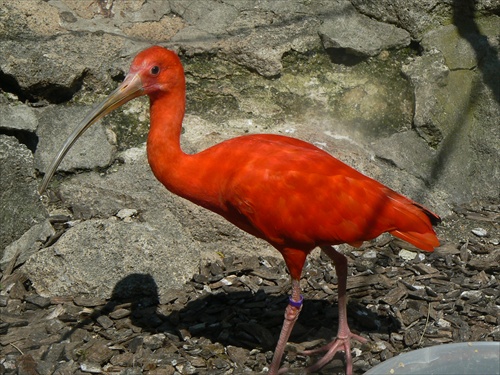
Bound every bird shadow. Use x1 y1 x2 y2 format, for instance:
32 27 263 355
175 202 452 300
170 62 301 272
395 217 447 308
64 272 401 355
58 273 162 342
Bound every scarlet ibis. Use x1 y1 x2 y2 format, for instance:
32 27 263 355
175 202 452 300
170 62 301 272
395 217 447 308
39 46 440 374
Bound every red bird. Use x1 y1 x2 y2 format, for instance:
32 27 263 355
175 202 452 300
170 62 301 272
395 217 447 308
40 46 440 374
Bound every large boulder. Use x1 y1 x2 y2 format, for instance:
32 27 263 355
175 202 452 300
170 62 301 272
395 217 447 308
0 135 48 253
23 218 198 303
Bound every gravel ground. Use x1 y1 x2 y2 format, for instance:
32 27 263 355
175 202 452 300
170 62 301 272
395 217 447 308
1 200 498 374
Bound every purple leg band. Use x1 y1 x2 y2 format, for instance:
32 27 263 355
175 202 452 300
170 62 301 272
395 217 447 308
288 295 304 308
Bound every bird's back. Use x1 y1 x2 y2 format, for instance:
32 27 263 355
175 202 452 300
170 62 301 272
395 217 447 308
187 134 440 253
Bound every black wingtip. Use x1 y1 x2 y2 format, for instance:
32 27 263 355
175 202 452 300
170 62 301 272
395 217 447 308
413 202 441 226
423 206 441 226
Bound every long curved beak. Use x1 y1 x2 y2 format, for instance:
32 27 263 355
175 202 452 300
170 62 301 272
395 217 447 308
39 73 144 195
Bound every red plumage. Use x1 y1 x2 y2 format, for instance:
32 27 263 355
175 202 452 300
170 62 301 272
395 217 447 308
151 132 439 278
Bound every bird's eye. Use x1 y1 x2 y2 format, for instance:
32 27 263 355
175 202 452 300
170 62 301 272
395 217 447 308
150 66 160 75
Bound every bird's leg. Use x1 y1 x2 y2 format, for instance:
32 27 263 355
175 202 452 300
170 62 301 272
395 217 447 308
302 246 366 375
268 278 303 375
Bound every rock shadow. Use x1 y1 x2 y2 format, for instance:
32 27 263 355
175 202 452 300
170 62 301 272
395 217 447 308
426 1 500 189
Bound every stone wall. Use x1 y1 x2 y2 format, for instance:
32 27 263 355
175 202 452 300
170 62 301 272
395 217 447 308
0 0 498 298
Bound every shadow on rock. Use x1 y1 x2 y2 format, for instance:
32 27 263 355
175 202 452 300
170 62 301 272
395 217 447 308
453 0 500 104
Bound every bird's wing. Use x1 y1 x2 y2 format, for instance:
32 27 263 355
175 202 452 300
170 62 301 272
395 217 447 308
216 135 438 251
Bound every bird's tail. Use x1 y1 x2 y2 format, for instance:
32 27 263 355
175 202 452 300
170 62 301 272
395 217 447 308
388 198 441 252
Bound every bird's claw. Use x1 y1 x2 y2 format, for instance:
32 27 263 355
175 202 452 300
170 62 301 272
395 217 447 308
301 333 366 375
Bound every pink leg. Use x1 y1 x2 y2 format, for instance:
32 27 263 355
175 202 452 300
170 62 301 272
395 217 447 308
302 246 367 375
268 279 303 375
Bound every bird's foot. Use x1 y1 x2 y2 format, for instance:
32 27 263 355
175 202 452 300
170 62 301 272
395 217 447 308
301 332 366 375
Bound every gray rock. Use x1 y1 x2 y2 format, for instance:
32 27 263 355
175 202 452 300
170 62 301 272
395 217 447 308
350 0 451 40
319 6 411 56
52 0 173 35
22 217 199 303
170 0 238 35
0 38 89 102
34 106 116 173
23 144 277 301
476 0 500 12
429 75 500 205
218 17 320 77
0 33 142 103
0 135 48 252
170 0 329 75
0 1 64 38
372 131 436 182
401 50 451 146
1 219 54 272
0 104 38 132
422 23 487 70
401 16 500 205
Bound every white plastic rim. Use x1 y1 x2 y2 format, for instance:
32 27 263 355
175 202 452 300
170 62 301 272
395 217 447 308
364 342 500 375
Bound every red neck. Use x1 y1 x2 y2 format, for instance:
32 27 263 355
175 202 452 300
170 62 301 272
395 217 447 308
145 85 224 212
146 85 187 191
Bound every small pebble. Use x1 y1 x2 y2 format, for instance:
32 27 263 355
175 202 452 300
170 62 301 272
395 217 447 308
24 295 51 308
80 363 102 373
437 318 451 328
0 295 8 307
460 290 482 300
371 341 387 353
362 249 377 259
399 249 417 261
97 315 114 329
471 227 488 237
109 308 131 319
116 208 138 220
143 333 166 350
353 347 363 357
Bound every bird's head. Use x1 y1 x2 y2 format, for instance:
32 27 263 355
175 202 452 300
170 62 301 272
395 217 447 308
39 46 184 194
128 46 185 98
